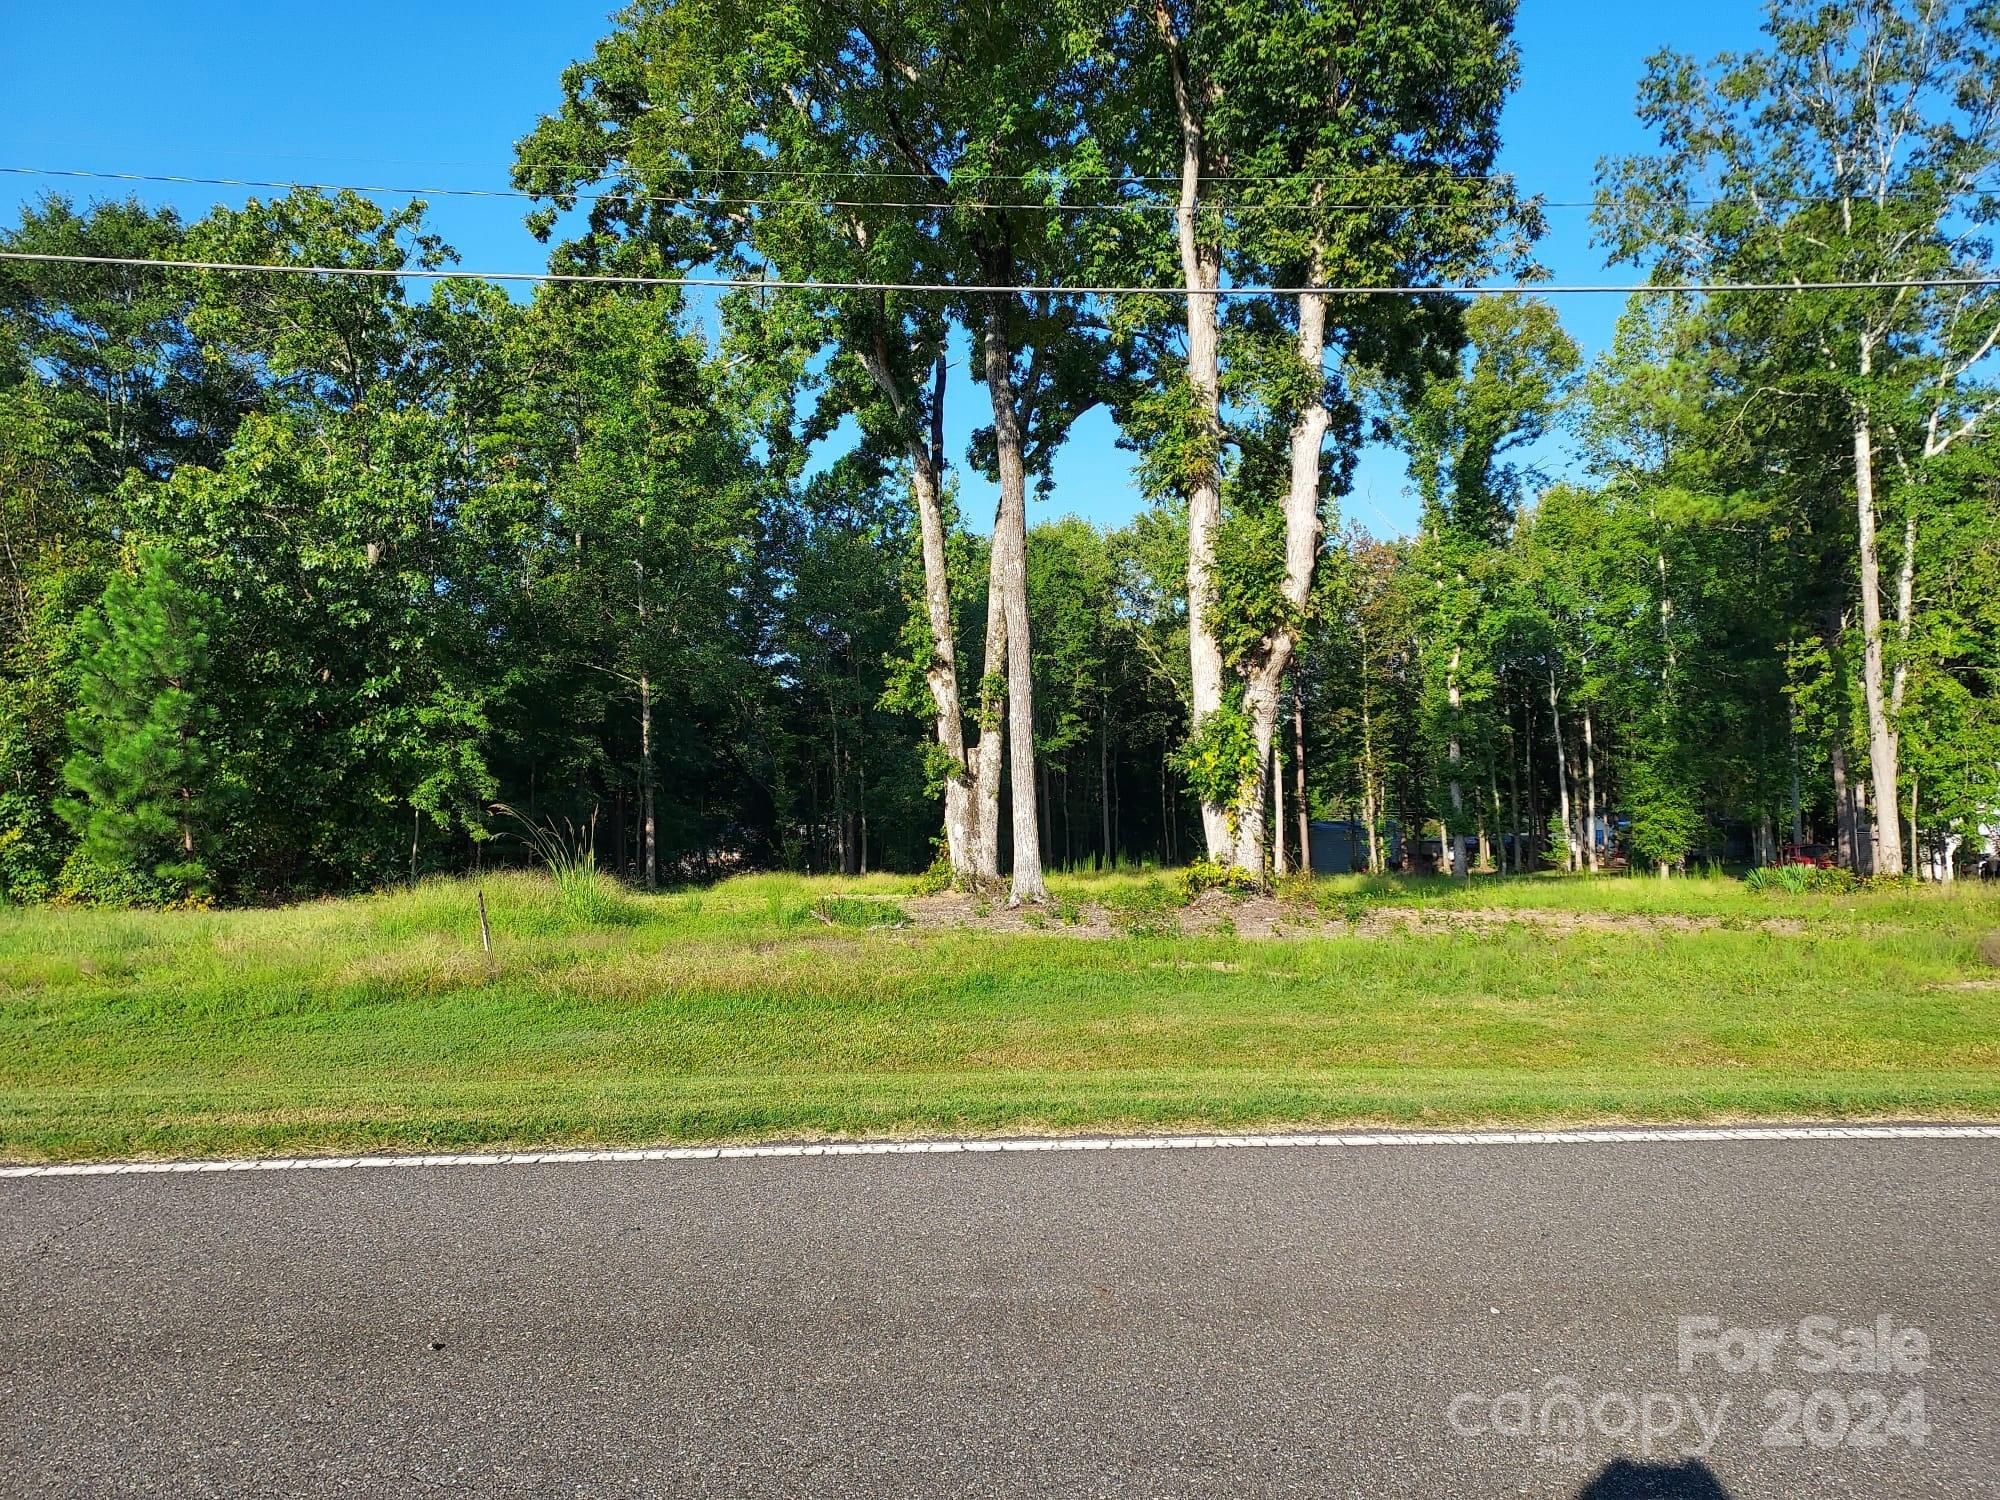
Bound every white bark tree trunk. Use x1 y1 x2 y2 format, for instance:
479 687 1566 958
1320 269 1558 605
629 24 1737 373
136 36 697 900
1548 669 1576 873
1361 692 1380 874
1152 1 1232 861
637 558 657 891
973 559 1007 882
1232 282 1331 877
1446 643 1465 879
1293 689 1309 875
1487 767 1503 874
856 338 1000 885
1582 705 1599 875
980 297 1046 904
1271 734 1285 876
640 668 655 890
1852 387 1905 877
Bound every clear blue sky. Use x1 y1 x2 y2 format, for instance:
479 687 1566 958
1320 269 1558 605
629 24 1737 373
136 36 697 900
0 1 1768 537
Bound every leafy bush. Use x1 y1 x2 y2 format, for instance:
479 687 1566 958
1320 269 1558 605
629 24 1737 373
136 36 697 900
54 847 178 907
1172 708 1259 817
913 848 953 896
1179 858 1260 902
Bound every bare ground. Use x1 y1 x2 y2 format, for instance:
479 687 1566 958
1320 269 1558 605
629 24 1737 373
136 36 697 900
899 890 1807 940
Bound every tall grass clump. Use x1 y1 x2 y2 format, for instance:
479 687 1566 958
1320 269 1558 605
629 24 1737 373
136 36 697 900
1744 864 1859 896
490 804 630 926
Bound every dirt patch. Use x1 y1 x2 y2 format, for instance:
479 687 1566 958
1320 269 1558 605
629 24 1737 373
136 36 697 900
900 892 1802 941
1352 905 1803 938
904 893 1122 937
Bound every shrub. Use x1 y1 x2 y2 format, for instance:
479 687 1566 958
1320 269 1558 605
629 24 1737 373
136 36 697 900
54 847 175 907
1179 858 1260 902
1171 709 1259 818
913 848 953 897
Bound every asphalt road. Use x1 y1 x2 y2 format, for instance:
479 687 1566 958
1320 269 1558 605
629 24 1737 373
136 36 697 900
2 1134 1994 1498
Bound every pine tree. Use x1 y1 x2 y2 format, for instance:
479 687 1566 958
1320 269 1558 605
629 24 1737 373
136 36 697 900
58 549 219 899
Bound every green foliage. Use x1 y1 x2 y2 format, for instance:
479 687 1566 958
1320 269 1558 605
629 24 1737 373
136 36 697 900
3 2 1997 911
9 871 1999 1160
490 804 629 928
913 848 954 897
1210 494 1292 672
57 549 219 902
810 896 910 929
1178 858 1260 902
1172 706 1260 816
1745 865 1859 896
1622 747 1708 874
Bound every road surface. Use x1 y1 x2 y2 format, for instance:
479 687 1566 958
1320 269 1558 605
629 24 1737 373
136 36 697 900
3 1130 1994 1497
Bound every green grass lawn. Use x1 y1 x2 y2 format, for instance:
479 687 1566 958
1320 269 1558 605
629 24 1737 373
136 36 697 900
2 869 1997 1161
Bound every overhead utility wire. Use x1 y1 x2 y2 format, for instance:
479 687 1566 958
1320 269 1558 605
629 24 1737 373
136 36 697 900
4 250 1997 298
0 166 1526 214
9 166 1998 215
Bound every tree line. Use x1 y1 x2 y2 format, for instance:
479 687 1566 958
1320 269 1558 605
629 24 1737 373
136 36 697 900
1 0 1995 903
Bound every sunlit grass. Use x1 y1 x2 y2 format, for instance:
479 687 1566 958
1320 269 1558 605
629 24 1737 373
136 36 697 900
1 870 1995 1160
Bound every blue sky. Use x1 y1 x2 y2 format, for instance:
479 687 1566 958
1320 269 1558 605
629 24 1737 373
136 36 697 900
1 1 1768 537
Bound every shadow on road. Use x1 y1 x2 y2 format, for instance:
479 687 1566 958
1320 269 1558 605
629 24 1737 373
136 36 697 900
1575 1458 1735 1499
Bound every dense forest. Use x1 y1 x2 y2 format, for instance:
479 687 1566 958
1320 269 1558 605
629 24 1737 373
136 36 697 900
1 0 1996 904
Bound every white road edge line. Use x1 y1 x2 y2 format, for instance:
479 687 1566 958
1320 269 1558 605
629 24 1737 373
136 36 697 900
3 1123 1995 1179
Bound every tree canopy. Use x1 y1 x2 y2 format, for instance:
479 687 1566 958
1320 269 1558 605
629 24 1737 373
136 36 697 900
1 0 1995 903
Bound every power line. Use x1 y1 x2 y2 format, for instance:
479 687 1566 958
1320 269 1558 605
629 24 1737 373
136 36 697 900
0 165 1525 215
5 250 1997 299
11 165 1998 216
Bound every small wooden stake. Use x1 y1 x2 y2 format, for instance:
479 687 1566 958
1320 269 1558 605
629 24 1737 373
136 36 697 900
477 888 492 953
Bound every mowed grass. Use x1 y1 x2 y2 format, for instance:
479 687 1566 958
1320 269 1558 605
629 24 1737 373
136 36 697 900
1 869 1997 1161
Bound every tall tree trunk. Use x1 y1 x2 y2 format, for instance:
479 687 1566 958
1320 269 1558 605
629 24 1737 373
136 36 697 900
1908 767 1919 881
1832 740 1856 872
1583 705 1600 875
1363 777 1379 875
1360 686 1379 871
1099 700 1111 869
857 339 994 884
1293 689 1309 875
1787 696 1804 847
980 296 1046 903
1488 766 1504 874
1506 714 1522 874
1852 386 1904 876
1152 1 1231 859
1548 669 1575 874
1111 736 1121 868
973 574 1006 881
829 703 846 874
1523 688 1540 870
1233 281 1331 877
1446 644 1465 878
1271 733 1286 877
640 668 656 891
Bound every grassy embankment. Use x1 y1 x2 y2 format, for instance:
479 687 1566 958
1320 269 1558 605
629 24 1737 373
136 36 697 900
2 868 1996 1161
